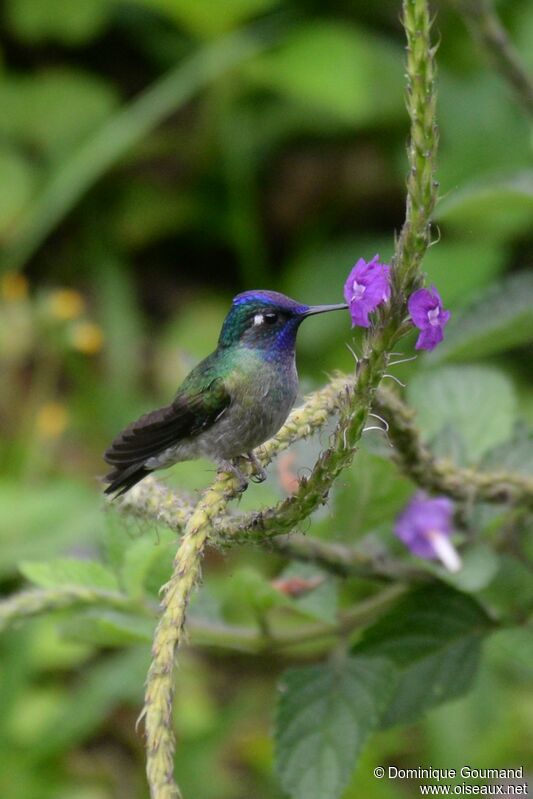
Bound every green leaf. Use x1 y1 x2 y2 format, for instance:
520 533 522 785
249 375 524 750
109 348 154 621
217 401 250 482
407 365 516 464
246 22 403 126
120 531 176 599
487 627 533 680
479 554 533 618
481 430 533 474
5 0 110 45
421 239 505 309
276 656 397 799
19 558 119 591
61 610 154 647
0 69 117 158
437 74 531 197
420 544 500 594
226 566 288 615
0 147 36 236
435 170 533 237
0 479 104 578
130 0 277 37
333 448 413 540
354 585 492 727
431 272 533 362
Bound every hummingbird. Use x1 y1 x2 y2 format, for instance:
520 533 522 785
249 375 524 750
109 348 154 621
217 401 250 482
103 290 347 497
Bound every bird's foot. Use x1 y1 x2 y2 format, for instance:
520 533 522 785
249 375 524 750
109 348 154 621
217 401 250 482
217 459 248 493
246 451 267 484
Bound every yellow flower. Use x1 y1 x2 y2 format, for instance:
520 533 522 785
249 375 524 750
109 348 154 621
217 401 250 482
70 321 104 355
1 272 28 301
47 289 85 320
36 403 69 439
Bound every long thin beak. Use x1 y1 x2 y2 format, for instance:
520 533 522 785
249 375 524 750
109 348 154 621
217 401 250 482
301 303 348 317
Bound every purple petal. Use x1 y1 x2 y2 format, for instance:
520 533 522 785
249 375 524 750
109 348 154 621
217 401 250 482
349 303 371 327
343 258 368 305
344 256 391 328
359 271 390 307
408 288 439 329
415 325 444 351
394 493 454 560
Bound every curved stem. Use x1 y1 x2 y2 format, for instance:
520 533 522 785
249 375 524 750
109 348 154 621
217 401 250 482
142 469 240 799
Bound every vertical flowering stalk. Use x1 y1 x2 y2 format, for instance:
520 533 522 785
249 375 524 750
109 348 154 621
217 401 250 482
394 0 439 293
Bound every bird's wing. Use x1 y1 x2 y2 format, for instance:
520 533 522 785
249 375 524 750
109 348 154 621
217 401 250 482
103 376 230 467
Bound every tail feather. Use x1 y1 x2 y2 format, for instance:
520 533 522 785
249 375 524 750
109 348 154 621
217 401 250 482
104 462 152 498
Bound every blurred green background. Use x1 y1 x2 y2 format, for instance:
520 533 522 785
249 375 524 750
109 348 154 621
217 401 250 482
0 1 532 797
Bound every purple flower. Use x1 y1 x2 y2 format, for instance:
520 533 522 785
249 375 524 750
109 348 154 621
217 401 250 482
394 493 461 572
343 255 391 328
407 286 450 351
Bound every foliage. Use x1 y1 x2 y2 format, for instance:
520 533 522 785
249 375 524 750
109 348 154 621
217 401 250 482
0 0 532 798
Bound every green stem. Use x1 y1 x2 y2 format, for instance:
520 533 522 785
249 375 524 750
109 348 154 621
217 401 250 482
374 387 533 509
453 0 533 118
0 586 138 632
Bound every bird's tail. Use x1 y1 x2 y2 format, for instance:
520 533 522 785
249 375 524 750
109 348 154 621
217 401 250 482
103 462 152 498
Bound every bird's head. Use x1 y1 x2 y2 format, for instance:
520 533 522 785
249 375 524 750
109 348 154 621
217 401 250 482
218 290 347 355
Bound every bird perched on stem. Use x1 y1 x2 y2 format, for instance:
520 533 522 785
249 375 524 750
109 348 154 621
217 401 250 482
103 290 347 496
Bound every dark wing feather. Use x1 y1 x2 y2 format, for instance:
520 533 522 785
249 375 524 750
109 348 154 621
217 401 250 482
103 377 230 495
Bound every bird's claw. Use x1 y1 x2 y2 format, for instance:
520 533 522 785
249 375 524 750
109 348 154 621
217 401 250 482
218 459 248 493
246 451 267 484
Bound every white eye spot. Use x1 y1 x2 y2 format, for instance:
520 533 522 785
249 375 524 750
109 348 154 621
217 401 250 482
253 314 264 326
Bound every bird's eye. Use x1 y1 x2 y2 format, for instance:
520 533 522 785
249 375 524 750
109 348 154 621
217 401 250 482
264 312 278 325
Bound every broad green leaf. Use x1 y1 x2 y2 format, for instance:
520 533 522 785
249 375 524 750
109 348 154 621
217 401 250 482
421 544 500 593
120 531 176 598
354 585 492 727
0 147 36 236
435 170 533 237
421 239 505 309
225 566 289 616
437 74 531 194
0 480 104 577
246 22 403 126
5 0 109 45
487 627 533 680
480 554 533 618
19 558 119 591
407 365 516 464
276 656 397 799
431 272 533 362
130 0 277 37
333 449 413 539
0 69 117 158
61 610 154 647
481 430 533 474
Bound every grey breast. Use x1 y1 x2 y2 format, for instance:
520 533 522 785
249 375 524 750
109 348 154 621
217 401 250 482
197 360 298 459
145 359 298 468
